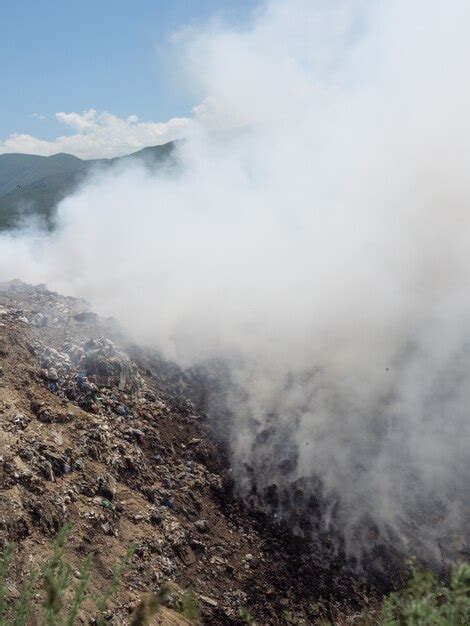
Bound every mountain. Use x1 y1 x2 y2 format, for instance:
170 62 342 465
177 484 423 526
0 152 86 196
0 142 176 231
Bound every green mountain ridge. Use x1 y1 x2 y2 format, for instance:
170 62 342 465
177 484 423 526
0 142 176 230
0 152 84 196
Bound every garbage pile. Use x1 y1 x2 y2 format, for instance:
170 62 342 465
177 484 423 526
0 281 367 625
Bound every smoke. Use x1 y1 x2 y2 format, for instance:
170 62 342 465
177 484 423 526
1 0 469 568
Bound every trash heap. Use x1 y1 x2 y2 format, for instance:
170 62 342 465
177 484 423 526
0 281 367 625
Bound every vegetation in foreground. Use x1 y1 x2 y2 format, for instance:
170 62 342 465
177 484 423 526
372 563 470 626
0 524 199 625
0 526 468 625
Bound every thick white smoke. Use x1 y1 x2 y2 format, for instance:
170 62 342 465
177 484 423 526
1 0 469 568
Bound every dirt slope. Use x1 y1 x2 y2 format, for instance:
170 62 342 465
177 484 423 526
0 281 369 624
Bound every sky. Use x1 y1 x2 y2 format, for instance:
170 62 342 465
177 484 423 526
0 0 258 157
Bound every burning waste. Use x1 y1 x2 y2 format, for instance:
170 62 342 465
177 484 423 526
0 280 373 623
0 0 469 593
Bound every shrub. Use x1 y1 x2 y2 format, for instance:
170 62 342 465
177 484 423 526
0 526 136 625
374 563 469 626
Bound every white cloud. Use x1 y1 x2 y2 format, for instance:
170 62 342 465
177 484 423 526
0 109 191 159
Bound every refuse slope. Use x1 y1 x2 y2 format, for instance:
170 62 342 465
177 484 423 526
0 281 370 625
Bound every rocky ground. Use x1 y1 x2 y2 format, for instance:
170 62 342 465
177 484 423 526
0 281 375 625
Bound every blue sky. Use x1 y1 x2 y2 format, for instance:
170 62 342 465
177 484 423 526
0 0 258 141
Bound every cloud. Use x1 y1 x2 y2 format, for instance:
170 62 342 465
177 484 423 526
0 109 191 159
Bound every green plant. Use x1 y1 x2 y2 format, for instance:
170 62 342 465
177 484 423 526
283 610 306 625
238 606 254 624
130 593 160 626
11 570 38 626
374 563 470 626
95 542 136 626
0 528 137 625
179 586 200 620
42 523 74 625
0 544 15 623
65 554 92 626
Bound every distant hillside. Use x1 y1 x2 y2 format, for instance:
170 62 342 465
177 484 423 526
0 142 176 230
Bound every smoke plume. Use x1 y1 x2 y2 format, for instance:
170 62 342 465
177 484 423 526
1 0 469 569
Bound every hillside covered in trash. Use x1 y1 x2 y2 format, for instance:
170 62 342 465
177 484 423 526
0 281 375 625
